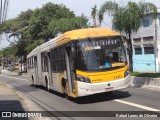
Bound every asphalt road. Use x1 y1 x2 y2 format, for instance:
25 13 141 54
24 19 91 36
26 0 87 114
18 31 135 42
0 74 160 120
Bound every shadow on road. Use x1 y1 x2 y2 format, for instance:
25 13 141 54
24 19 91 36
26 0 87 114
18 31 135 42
30 84 131 104
71 90 131 104
31 84 65 97
0 100 29 120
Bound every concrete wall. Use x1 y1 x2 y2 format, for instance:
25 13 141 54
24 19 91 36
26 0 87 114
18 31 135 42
131 76 160 91
133 49 155 73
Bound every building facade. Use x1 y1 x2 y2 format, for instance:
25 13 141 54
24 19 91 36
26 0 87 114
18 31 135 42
132 9 160 73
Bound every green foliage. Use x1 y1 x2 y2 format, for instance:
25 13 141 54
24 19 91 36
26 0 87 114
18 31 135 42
17 9 33 28
2 18 20 32
0 43 17 58
2 9 33 33
48 17 88 37
0 2 88 61
91 5 104 28
130 72 160 78
25 40 44 54
28 2 75 41
100 1 157 34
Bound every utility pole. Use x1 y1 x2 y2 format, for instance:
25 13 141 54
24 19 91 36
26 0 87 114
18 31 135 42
155 17 158 73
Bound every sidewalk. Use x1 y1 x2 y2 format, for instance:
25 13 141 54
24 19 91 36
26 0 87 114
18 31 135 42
0 80 52 120
0 69 28 76
0 83 29 119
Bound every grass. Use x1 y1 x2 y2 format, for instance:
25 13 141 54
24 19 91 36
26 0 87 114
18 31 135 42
130 72 160 78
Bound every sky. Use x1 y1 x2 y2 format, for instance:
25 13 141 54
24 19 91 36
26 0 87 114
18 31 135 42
0 0 160 49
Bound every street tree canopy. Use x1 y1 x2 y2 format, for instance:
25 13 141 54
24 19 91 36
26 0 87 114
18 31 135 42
0 2 88 65
28 2 76 41
48 16 88 37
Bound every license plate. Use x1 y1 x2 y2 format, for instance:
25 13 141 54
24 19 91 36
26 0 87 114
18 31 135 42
105 87 114 92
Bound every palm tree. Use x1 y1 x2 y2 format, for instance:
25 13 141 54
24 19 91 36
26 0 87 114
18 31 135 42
99 1 157 71
97 10 103 27
91 5 97 28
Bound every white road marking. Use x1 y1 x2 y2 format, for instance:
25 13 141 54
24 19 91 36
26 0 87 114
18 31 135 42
114 99 160 111
0 74 29 81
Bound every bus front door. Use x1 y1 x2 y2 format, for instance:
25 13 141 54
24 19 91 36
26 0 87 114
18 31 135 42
65 46 75 93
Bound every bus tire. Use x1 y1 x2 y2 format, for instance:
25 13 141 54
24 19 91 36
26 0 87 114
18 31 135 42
62 80 69 99
45 76 49 91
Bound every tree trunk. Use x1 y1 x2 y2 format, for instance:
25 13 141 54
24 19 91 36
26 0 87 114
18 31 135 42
128 32 133 72
98 22 101 28
93 17 97 28
21 56 22 72
13 56 15 71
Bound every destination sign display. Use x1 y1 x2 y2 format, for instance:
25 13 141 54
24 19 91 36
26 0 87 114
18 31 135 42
81 39 120 51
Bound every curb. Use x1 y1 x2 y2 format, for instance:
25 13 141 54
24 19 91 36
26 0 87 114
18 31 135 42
130 76 160 91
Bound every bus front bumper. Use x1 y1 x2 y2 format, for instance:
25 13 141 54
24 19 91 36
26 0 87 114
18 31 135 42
77 75 130 97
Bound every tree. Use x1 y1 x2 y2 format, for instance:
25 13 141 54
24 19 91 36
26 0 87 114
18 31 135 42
0 2 88 68
91 5 97 28
17 9 33 28
0 43 18 69
97 10 103 27
1 9 34 64
99 1 157 71
25 40 44 54
48 16 88 37
2 9 33 33
28 2 75 41
91 5 104 28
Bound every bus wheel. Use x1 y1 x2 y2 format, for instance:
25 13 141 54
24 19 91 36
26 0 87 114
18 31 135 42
45 77 49 91
63 83 69 99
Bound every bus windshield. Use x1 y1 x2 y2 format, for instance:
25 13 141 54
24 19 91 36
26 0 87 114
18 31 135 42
76 36 127 71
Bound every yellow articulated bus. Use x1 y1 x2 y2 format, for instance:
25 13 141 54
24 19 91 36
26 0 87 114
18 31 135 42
27 28 130 98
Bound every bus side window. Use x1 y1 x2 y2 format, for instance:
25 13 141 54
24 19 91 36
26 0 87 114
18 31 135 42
41 52 49 72
57 47 63 72
51 49 56 72
51 47 66 73
32 57 34 68
34 56 37 67
61 47 66 71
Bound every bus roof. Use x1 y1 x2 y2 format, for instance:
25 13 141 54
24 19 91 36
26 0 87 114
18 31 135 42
27 28 120 58
56 28 120 40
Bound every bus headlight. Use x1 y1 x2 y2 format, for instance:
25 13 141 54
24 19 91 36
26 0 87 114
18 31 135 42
124 70 129 77
77 75 91 83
